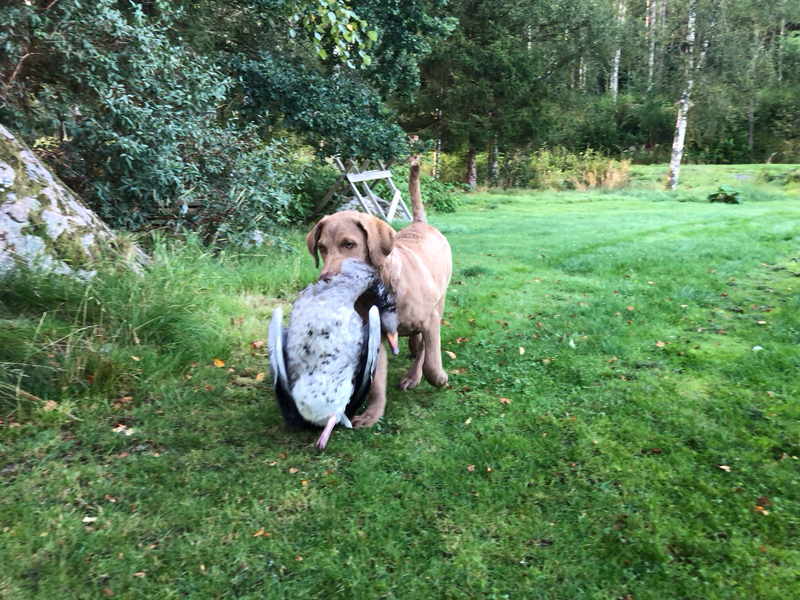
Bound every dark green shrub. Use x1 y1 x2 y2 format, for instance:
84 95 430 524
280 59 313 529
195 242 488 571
708 185 744 204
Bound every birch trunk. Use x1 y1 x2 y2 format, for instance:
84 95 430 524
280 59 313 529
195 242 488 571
610 1 627 103
465 147 477 189
665 5 696 191
657 0 667 84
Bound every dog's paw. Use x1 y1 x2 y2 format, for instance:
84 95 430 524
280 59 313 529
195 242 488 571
427 369 448 389
352 411 381 428
398 373 421 391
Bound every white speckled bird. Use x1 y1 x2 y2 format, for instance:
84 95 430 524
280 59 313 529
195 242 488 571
268 259 398 449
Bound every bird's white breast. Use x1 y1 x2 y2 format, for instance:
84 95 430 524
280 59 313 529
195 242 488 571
285 301 363 426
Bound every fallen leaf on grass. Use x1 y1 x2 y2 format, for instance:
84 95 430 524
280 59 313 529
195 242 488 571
568 339 576 349
104 494 116 503
134 572 145 578
301 480 308 486
445 351 456 359
82 516 98 523
609 356 617 363
289 468 299 474
456 337 470 343
252 528 266 537
102 589 114 597
131 356 141 362
464 418 471 425
116 451 129 459
756 496 772 507
269 461 277 467
754 505 770 515
656 341 665 347
43 400 58 412
112 424 134 436
296 556 303 561
719 465 731 472
213 359 225 367
280 452 287 459
758 321 766 325
467 465 475 472
251 340 264 349
627 306 634 311
500 398 511 404
255 372 265 382
519 347 525 355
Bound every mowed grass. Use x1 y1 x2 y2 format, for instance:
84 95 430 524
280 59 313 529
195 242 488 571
2 168 800 598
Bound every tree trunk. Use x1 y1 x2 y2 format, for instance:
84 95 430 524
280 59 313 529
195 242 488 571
610 1 627 103
647 0 657 90
778 19 784 85
0 124 132 276
665 4 695 191
465 147 477 189
657 0 667 84
487 137 498 184
747 100 755 152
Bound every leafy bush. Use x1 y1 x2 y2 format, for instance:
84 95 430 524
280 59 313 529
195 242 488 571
0 1 314 241
708 185 744 204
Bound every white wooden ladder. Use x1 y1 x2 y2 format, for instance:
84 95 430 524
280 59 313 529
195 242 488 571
310 158 412 222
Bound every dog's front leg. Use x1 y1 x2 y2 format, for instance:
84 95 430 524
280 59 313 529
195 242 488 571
352 342 388 428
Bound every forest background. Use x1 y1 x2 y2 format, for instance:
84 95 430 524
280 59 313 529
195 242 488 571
1 0 799 242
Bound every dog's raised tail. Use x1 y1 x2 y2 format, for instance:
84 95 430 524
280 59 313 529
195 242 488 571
408 156 427 224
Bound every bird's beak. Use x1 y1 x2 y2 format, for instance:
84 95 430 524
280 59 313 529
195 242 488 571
386 332 399 355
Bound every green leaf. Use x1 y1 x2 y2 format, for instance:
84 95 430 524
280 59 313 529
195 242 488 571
366 30 378 42
317 47 327 60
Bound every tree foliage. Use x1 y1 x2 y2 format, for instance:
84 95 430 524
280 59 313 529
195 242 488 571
0 0 449 236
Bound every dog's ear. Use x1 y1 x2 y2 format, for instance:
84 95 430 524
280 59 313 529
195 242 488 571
355 215 395 269
306 217 327 268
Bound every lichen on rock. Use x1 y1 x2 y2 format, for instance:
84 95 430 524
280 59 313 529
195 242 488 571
0 124 118 277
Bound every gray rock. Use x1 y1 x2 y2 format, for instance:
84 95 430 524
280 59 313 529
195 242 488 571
0 123 129 277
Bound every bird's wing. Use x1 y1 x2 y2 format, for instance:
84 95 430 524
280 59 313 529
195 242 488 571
268 306 307 429
345 305 381 418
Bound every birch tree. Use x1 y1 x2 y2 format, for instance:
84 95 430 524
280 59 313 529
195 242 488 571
665 2 698 190
610 1 627 103
647 0 658 89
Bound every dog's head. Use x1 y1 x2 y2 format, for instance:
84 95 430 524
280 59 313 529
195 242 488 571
306 211 395 281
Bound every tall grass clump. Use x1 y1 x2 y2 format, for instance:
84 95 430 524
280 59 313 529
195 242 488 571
0 233 315 415
503 147 630 190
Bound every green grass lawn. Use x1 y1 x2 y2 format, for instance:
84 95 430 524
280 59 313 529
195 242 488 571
2 167 799 598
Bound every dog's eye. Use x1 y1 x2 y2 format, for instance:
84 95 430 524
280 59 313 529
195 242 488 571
344 242 354 249
318 245 327 253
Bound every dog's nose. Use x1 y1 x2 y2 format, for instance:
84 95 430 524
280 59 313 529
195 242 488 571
319 271 334 282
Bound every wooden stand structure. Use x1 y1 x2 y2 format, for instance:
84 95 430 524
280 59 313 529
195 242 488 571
309 158 412 222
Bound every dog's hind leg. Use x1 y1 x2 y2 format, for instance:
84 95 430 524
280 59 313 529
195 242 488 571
399 336 425 390
408 333 422 359
421 314 448 389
